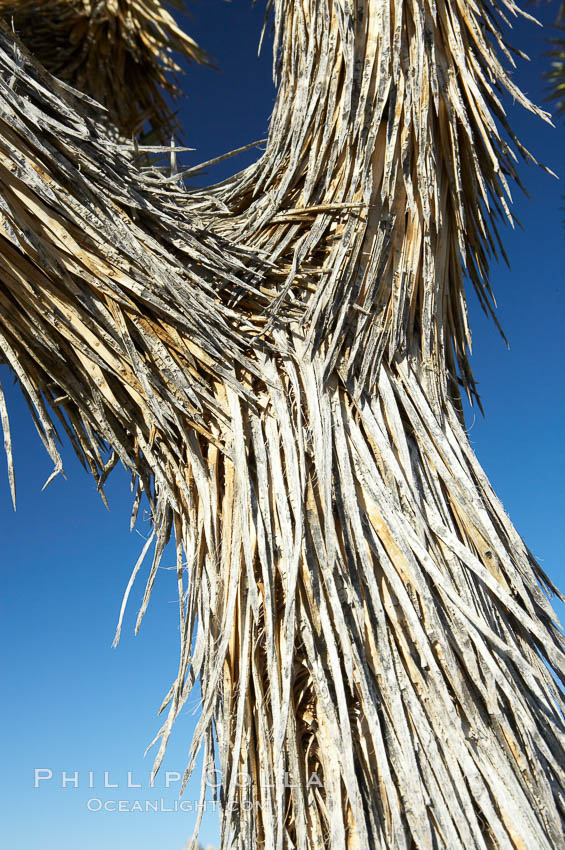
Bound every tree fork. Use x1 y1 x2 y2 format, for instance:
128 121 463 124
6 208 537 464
0 1 564 848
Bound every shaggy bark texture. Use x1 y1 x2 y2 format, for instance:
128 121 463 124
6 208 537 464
0 2 564 848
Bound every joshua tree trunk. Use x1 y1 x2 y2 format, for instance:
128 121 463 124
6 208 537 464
0 2 564 849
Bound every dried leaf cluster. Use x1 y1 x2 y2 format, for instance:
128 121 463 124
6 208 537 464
0 0 209 139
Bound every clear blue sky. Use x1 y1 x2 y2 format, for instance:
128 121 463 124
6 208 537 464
0 2 563 849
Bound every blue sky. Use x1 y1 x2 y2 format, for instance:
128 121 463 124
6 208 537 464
0 2 564 849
